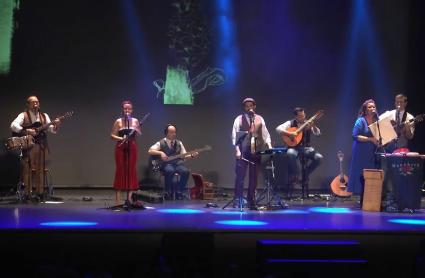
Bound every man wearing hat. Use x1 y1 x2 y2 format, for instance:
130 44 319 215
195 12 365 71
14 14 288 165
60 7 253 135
231 98 272 210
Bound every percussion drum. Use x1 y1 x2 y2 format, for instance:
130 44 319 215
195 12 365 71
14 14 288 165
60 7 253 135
5 135 34 150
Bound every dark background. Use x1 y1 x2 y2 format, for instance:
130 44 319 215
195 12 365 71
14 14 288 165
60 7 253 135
0 0 424 190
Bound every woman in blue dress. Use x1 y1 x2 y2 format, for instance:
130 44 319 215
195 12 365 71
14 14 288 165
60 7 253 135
348 99 380 198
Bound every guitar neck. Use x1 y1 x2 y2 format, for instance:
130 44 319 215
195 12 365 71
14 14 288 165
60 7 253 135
339 161 344 178
167 147 209 162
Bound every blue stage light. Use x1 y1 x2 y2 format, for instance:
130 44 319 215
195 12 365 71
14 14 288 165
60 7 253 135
157 209 205 214
215 220 268 226
309 207 352 214
271 209 309 214
388 219 425 226
40 221 98 227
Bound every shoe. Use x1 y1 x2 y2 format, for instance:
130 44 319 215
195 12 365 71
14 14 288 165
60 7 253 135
248 200 258 210
249 204 259 211
176 192 184 200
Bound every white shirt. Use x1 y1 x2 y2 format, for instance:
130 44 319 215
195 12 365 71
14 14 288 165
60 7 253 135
386 109 415 137
231 113 272 146
10 110 56 134
149 138 187 154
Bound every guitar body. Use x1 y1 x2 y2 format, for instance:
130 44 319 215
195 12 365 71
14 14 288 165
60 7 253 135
330 151 352 197
281 127 303 147
330 174 351 197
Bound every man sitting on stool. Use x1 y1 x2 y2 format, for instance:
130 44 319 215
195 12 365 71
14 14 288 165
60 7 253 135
276 107 323 192
148 124 197 200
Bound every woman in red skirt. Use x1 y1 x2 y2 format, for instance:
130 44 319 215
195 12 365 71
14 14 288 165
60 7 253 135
110 101 141 205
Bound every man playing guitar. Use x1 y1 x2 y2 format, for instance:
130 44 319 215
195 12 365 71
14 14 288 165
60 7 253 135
384 93 416 153
276 107 323 188
148 124 198 200
10 95 62 201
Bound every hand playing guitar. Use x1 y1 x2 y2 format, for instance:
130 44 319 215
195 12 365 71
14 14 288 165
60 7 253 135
186 151 199 160
52 118 62 130
288 131 298 139
26 128 37 136
160 152 169 161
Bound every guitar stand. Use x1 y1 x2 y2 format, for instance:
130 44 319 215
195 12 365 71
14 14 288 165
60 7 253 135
256 155 288 210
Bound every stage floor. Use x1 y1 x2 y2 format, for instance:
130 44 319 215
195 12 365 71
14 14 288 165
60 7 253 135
0 189 424 233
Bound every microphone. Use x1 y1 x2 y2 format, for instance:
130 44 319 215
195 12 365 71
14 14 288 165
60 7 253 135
396 105 401 111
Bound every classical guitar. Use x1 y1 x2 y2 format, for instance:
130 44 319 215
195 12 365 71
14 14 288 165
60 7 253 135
151 145 212 171
281 110 324 147
330 151 352 197
8 111 74 150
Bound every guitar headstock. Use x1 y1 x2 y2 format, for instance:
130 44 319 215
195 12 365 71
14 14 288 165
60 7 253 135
314 110 325 120
202 145 212 151
57 111 74 121
415 114 425 123
337 150 344 162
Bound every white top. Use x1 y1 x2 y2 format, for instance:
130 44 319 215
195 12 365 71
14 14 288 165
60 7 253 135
149 138 187 154
231 113 271 146
10 111 56 134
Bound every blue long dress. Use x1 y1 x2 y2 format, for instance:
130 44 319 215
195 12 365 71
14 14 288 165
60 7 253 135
347 117 377 195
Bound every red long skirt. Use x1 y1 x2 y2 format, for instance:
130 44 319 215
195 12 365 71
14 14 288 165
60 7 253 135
113 140 139 190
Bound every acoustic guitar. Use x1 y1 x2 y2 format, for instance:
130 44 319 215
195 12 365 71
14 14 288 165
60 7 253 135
281 110 324 147
391 113 424 136
7 111 74 150
330 151 352 197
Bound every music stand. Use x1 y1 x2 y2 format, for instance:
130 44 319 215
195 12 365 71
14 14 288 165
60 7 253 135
255 148 289 210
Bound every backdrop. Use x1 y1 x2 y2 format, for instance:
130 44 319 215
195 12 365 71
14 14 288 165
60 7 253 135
0 0 424 190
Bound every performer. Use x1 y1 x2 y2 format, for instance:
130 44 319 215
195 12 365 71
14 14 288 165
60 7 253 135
148 124 197 200
232 98 272 210
10 95 61 201
110 101 141 205
384 93 415 152
347 99 380 201
276 107 323 186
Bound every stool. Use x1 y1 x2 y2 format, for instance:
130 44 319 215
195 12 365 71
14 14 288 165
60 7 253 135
164 173 181 200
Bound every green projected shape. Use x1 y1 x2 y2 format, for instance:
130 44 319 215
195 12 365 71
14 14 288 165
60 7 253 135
164 65 194 105
0 0 19 75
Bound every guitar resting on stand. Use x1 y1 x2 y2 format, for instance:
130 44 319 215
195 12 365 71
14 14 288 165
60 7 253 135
330 151 352 199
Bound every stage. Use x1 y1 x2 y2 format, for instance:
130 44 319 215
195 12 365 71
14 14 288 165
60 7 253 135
0 189 424 277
